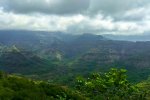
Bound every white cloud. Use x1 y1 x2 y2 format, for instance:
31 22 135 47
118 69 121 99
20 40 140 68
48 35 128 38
0 7 150 35
0 0 149 35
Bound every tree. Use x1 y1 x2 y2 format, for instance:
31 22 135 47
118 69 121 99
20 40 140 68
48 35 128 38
76 68 146 100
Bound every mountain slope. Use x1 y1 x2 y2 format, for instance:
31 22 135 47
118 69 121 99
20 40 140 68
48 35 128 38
0 71 86 100
0 30 150 83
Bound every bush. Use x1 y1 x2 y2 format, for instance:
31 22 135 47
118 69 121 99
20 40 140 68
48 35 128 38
76 68 147 100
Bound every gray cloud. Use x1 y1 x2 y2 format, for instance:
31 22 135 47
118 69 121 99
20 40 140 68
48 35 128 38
1 0 149 22
0 0 149 35
1 0 148 15
1 0 90 15
89 0 148 14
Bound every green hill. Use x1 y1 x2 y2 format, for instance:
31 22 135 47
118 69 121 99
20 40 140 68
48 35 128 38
0 68 149 100
0 30 150 84
0 71 86 100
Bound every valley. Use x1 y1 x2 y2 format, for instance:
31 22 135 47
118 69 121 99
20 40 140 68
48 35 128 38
0 30 150 85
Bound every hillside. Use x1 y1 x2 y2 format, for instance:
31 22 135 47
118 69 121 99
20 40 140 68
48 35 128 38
0 30 150 84
0 69 149 100
0 71 85 100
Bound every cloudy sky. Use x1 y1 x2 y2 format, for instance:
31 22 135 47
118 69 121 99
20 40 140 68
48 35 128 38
0 0 150 35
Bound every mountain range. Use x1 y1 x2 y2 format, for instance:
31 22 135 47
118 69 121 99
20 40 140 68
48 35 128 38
103 34 150 41
0 30 150 84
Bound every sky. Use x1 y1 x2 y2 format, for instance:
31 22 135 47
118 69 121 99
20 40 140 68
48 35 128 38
0 0 150 35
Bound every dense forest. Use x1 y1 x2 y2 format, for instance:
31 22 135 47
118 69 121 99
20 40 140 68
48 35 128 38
0 31 150 99
0 68 150 100
0 31 150 84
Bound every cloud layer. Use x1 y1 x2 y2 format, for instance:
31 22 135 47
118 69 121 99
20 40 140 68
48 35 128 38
0 0 150 35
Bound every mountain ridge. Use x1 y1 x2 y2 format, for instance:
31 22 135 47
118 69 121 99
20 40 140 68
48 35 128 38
0 30 150 83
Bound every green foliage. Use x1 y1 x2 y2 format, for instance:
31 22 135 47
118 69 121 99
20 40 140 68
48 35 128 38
136 77 150 100
1 34 150 85
0 72 86 100
0 69 149 100
76 68 148 100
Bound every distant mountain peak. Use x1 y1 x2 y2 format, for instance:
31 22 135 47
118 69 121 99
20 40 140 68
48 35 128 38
77 33 107 41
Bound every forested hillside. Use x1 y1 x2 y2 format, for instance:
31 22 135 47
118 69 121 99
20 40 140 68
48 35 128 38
0 68 149 100
0 30 150 84
0 71 85 100
0 0 149 99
